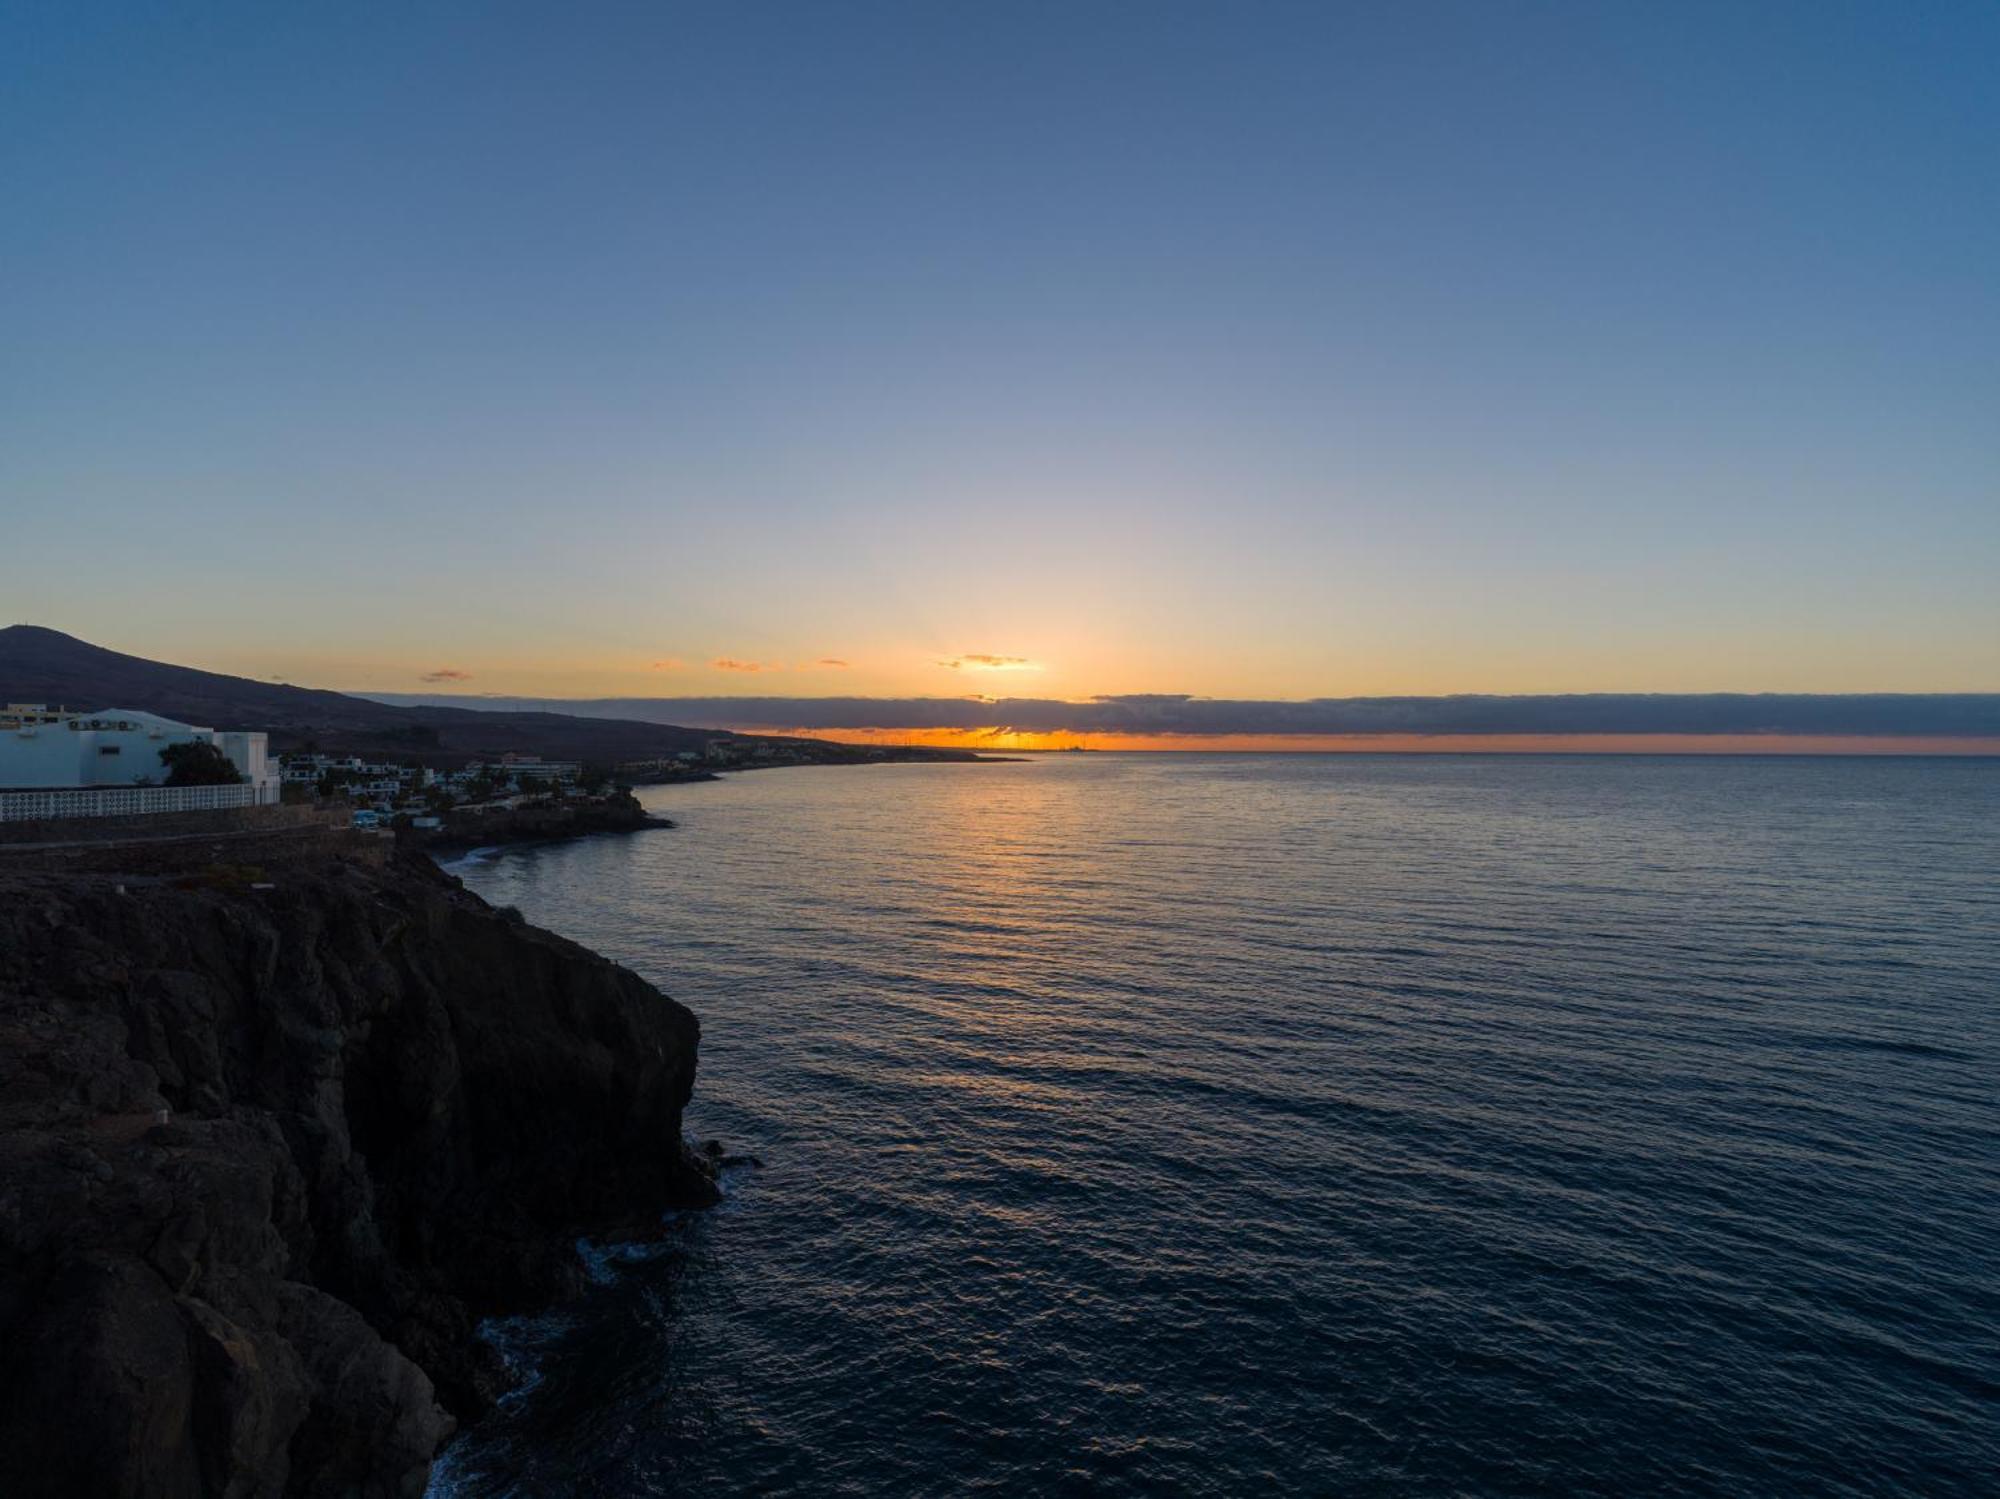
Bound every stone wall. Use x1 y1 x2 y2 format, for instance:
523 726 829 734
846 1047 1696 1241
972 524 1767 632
0 801 341 846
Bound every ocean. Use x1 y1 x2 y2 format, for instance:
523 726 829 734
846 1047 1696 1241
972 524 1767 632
426 753 1999 1496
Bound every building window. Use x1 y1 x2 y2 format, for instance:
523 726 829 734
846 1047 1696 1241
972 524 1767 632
99 745 121 755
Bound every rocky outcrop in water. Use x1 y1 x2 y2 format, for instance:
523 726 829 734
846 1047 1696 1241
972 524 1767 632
400 788 673 853
0 846 716 1497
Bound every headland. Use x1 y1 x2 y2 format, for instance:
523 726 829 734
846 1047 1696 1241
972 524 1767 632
0 826 718 1496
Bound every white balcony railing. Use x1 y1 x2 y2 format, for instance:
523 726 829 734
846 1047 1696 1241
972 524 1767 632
0 782 276 823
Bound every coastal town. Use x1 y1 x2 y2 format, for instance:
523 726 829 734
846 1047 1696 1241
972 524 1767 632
0 700 682 844
0 688 976 853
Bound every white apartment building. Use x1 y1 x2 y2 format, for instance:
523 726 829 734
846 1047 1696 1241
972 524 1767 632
478 755 581 783
0 704 281 801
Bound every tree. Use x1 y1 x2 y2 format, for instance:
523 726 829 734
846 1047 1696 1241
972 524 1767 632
159 740 243 787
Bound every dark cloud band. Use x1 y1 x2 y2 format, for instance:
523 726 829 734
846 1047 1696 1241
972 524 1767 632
366 692 2000 738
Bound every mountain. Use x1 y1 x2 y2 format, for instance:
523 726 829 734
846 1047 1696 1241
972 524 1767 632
0 626 740 765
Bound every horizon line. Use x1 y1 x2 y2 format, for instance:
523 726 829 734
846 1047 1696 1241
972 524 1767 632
357 688 2000 747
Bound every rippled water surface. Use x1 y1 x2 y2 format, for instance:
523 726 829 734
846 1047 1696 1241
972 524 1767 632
429 754 1999 1496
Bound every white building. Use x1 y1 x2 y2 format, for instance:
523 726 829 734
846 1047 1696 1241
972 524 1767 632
278 754 400 785
0 704 280 801
503 754 581 781
471 754 581 783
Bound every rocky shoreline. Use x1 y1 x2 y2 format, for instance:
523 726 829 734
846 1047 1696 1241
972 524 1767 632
397 787 674 854
0 841 717 1496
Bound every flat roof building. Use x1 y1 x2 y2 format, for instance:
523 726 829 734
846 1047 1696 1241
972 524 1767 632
0 706 279 800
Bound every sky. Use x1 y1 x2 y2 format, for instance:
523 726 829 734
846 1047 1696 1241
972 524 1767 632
5 2 1998 747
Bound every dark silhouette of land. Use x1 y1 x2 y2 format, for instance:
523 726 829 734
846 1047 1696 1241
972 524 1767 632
0 626 988 768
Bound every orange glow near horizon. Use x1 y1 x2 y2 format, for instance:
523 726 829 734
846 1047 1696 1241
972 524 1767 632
756 726 2000 756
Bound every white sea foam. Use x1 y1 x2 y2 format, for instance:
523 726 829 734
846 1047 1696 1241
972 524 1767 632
434 845 502 875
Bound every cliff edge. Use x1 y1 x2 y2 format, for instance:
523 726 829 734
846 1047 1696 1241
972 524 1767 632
0 847 717 1497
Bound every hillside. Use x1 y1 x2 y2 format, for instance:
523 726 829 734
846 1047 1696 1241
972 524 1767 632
0 626 738 766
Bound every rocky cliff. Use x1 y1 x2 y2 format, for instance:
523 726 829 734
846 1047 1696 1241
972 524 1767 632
0 846 717 1497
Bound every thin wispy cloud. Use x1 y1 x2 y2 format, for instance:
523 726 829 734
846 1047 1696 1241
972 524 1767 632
711 658 778 673
937 654 1037 671
421 668 473 683
809 658 851 669
650 658 685 671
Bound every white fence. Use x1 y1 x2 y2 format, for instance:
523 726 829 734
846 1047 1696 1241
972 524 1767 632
0 782 276 823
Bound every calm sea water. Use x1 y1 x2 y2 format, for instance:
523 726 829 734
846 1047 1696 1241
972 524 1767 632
428 755 1999 1497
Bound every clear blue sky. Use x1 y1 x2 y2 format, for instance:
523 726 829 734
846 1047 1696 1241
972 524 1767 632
5 1 1996 701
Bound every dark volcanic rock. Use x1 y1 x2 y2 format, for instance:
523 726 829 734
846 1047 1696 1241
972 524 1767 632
401 788 673 853
0 848 716 1497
